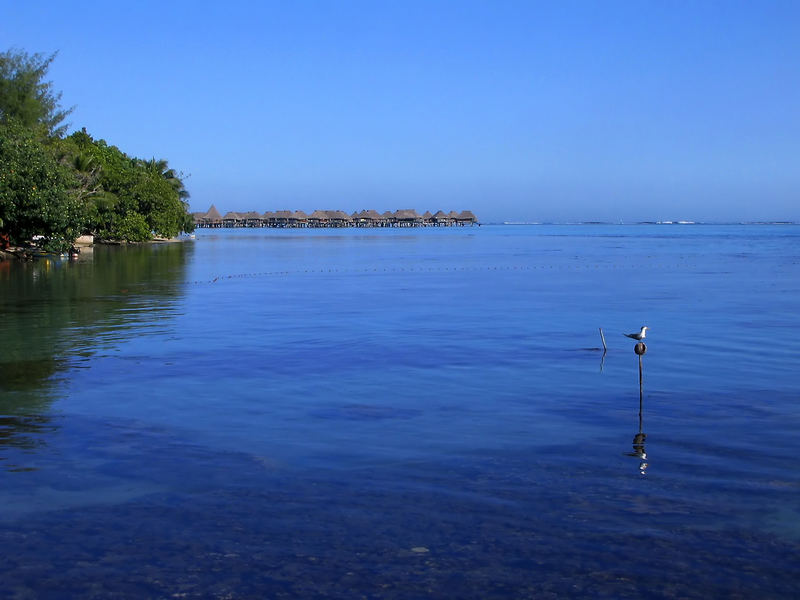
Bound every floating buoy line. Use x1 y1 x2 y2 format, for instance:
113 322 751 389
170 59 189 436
186 261 698 286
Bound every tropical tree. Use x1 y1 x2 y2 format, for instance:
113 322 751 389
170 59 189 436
59 131 193 240
0 120 83 252
1 47 195 247
140 157 190 199
0 49 73 137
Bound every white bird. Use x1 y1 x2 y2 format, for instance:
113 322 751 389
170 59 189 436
623 326 649 341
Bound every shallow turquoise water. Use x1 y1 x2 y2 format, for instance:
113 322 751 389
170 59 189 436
1 225 799 598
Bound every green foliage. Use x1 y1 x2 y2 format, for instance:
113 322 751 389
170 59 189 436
0 48 194 249
0 49 72 138
62 131 192 239
110 211 151 242
0 120 83 252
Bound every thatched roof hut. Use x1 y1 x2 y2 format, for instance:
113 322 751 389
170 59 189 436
325 210 351 227
205 205 222 221
222 211 242 226
242 211 262 226
456 210 478 224
197 206 474 228
199 204 223 226
307 210 330 227
394 209 421 226
430 210 452 226
356 209 383 226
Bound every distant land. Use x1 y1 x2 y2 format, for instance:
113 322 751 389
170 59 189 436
500 221 798 226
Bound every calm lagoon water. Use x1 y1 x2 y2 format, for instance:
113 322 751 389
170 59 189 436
1 224 798 598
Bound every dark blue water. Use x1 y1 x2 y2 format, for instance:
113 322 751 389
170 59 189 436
1 225 798 598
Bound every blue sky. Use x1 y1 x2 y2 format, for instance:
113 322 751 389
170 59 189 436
3 1 799 222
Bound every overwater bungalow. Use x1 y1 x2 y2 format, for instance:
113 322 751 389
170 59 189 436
307 210 330 228
196 205 223 228
394 209 422 227
432 210 453 226
272 210 293 227
456 210 478 226
243 211 262 227
292 210 309 227
192 206 478 228
222 212 242 227
328 210 352 227
354 209 384 227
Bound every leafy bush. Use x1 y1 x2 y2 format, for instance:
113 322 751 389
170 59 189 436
0 120 83 252
109 211 151 242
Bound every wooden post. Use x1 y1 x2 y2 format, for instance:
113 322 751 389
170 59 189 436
634 342 646 413
638 354 643 410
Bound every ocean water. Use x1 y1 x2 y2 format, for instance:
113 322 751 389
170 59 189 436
1 224 798 598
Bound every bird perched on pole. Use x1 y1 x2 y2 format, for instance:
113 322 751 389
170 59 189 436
624 326 649 341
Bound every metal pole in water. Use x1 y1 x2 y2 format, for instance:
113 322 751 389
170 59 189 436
634 342 647 414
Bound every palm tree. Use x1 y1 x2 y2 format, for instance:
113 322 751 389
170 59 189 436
140 157 190 200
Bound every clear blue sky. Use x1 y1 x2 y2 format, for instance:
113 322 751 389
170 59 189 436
3 1 799 222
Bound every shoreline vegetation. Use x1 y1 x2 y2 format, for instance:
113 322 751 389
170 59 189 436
194 206 479 228
0 48 194 257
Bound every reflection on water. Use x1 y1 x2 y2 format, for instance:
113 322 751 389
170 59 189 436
625 342 649 474
0 242 190 467
0 414 55 469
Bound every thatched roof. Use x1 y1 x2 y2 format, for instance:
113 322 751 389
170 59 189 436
243 211 261 220
262 211 275 219
456 210 477 222
222 211 241 220
308 210 329 220
382 211 394 219
274 210 293 219
422 211 433 219
449 210 459 218
205 205 222 221
433 210 450 220
292 210 308 220
328 210 351 220
361 209 383 220
395 209 420 220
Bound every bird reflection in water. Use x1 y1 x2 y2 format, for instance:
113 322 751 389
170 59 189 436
625 341 648 474
626 424 648 475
